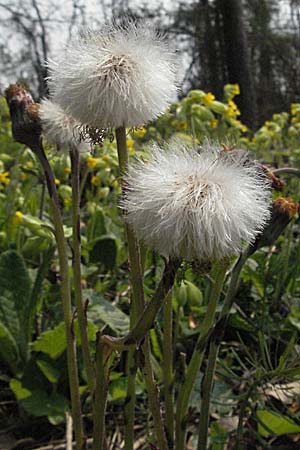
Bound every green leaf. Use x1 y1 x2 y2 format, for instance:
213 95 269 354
109 376 127 402
36 360 60 383
87 207 106 242
89 235 117 270
10 378 31 400
21 390 68 421
0 322 20 373
31 322 66 359
32 320 98 359
88 296 129 335
257 410 300 437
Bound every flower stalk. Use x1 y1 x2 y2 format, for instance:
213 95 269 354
70 145 95 393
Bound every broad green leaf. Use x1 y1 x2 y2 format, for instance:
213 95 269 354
257 409 300 437
0 322 20 373
109 376 127 402
36 360 60 383
88 297 129 335
31 322 66 359
0 295 20 343
21 390 67 422
0 250 32 315
32 320 98 359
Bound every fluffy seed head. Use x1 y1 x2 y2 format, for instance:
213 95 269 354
40 99 89 152
47 21 178 128
122 140 271 262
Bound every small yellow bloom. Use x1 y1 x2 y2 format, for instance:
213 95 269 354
0 171 10 185
87 157 97 169
126 139 135 152
91 175 101 186
202 92 215 106
291 103 298 116
13 211 23 225
134 128 146 138
178 120 188 130
55 178 60 186
64 167 71 174
210 119 219 129
241 125 248 133
292 117 299 124
233 84 240 96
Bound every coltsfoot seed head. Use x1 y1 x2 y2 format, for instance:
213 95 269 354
40 99 89 152
47 21 178 129
122 139 271 262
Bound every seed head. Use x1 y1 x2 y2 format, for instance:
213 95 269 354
40 99 89 152
122 140 271 262
47 21 178 128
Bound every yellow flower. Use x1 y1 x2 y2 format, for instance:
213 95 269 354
55 178 60 186
91 175 101 186
13 211 23 225
178 120 188 130
291 103 298 116
233 84 240 96
64 167 71 174
292 117 299 124
0 171 10 185
203 92 215 106
226 100 240 118
134 127 146 138
241 125 248 133
210 119 219 129
127 139 135 152
87 157 97 169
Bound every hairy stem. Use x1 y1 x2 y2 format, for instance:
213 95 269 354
70 146 95 393
92 333 110 450
163 291 174 449
34 142 84 450
115 126 170 450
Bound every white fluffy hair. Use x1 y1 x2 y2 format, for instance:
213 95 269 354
47 21 178 129
40 99 89 152
122 140 271 261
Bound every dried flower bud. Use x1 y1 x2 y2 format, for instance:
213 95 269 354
262 166 285 191
251 196 298 252
5 83 41 149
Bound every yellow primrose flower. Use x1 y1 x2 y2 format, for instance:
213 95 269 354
64 167 71 174
87 157 97 169
233 84 240 96
0 171 10 185
241 125 248 133
292 117 299 124
178 120 188 130
55 178 60 186
134 127 146 138
127 139 135 152
91 175 101 186
291 103 298 116
203 92 215 106
210 119 219 129
13 211 23 225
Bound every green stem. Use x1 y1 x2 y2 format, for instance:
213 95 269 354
196 248 251 450
92 333 110 450
70 146 96 393
34 142 84 450
163 291 174 449
142 337 169 450
175 260 228 450
197 340 218 450
115 126 170 450
116 126 144 450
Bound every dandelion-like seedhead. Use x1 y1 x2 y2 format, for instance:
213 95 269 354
122 140 271 262
47 21 178 129
40 99 90 152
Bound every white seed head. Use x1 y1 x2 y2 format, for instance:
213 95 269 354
40 99 89 152
47 21 178 128
122 140 271 261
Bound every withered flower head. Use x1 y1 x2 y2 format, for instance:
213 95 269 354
251 196 298 252
5 83 42 149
